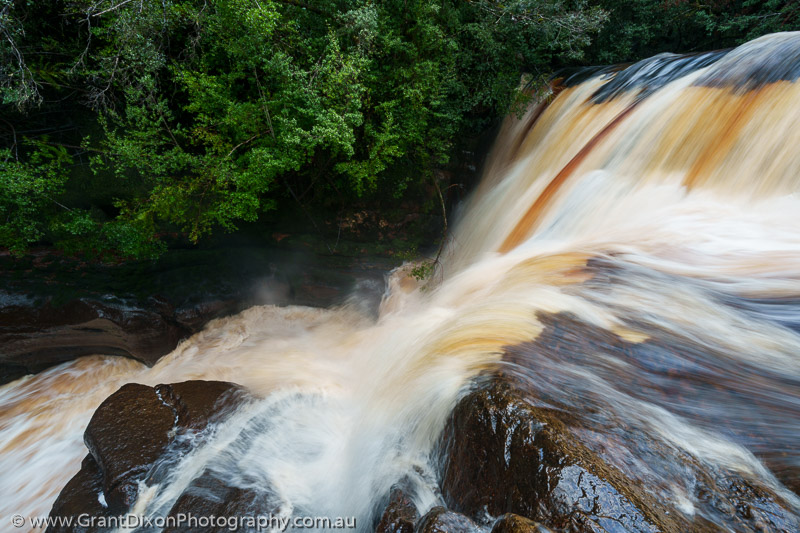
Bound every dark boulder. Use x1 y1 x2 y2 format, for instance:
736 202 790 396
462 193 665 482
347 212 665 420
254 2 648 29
47 380 250 529
415 507 482 533
162 469 279 533
437 374 800 532
376 487 420 533
84 383 178 513
490 514 553 533
45 454 111 533
437 379 683 532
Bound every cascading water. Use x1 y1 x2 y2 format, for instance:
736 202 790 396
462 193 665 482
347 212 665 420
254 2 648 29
2 31 800 531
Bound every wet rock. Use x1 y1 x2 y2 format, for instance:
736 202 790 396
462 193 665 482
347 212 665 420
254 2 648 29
437 379 681 532
415 507 482 533
84 383 177 513
490 514 553 533
163 470 278 533
376 487 420 533
158 380 248 431
0 298 191 379
46 455 111 533
1 246 395 384
499 309 800 528
693 471 800 532
506 307 800 497
49 380 249 523
438 370 800 533
174 298 243 332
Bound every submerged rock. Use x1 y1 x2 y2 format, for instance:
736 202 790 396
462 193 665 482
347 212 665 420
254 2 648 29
373 496 551 533
436 371 800 532
47 380 250 530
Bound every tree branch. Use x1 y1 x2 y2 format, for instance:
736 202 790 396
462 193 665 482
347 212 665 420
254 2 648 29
91 0 136 17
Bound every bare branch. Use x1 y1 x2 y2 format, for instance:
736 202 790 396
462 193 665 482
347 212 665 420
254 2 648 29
0 3 43 108
226 133 265 159
91 0 136 18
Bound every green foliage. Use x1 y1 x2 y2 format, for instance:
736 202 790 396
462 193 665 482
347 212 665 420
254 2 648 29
49 208 167 260
0 143 165 258
1 0 608 258
0 143 71 252
409 260 436 282
588 0 800 64
4 0 795 260
0 0 42 107
710 1 800 43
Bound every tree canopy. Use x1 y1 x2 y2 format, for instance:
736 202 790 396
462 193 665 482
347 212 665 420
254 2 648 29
1 0 797 258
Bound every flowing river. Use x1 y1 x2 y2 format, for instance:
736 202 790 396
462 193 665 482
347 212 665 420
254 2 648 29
2 31 800 532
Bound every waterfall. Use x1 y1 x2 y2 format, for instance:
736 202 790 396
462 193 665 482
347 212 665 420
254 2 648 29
2 31 800 531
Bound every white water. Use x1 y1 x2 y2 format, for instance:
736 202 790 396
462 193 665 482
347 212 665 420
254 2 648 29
2 32 800 531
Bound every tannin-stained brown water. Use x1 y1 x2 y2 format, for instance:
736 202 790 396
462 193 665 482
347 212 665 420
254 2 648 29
2 32 800 532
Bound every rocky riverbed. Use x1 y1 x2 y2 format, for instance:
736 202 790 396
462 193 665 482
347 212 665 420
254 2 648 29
1 244 396 384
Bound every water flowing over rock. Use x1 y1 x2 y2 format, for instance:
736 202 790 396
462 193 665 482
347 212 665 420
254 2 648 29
47 381 251 531
375 487 420 533
414 507 482 533
0 247 393 384
161 470 279 533
437 377 671 532
436 372 800 532
4 31 800 533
